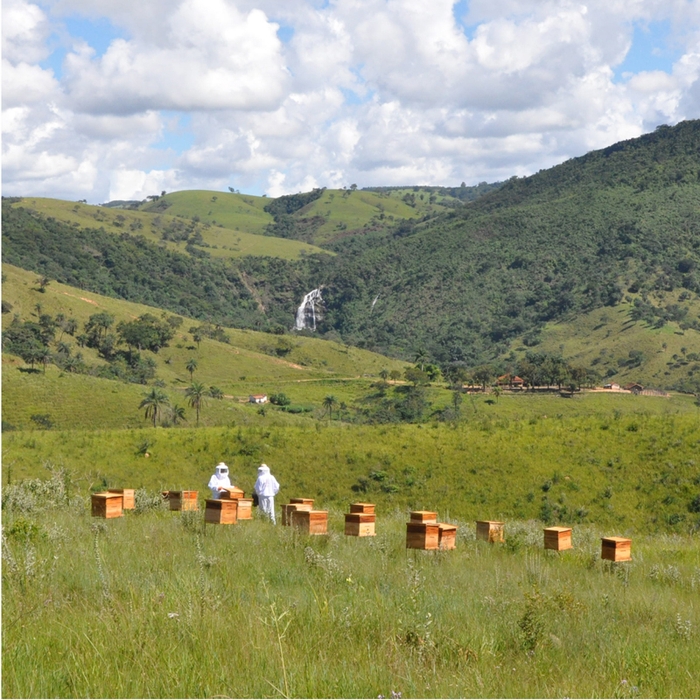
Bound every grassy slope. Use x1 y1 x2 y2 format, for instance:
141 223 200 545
12 197 326 261
2 264 407 430
508 295 700 387
139 189 272 232
2 503 699 698
298 189 451 244
3 408 699 530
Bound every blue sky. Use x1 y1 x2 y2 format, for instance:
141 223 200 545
3 0 699 202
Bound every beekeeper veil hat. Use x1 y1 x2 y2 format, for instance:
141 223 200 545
215 462 229 478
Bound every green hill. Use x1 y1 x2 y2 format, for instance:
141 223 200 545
1 264 407 431
11 196 325 261
304 120 700 389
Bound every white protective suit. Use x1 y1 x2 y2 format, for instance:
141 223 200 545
254 463 280 524
208 462 232 499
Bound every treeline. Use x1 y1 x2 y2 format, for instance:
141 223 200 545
1 309 177 383
262 187 327 240
0 204 277 330
363 180 504 203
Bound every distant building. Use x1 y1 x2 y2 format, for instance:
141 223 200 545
603 383 621 390
497 374 525 388
249 394 268 404
623 383 644 394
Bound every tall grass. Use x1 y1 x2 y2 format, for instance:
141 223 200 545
2 484 699 698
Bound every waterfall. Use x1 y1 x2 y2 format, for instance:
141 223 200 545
370 294 380 313
294 288 323 331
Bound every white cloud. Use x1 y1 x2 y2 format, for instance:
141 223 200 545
3 0 700 202
61 0 289 114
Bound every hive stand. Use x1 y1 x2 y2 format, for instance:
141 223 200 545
544 526 573 551
168 491 199 511
438 523 457 550
291 510 328 535
476 520 504 543
91 492 124 519
108 489 135 510
601 536 632 562
205 498 237 524
406 522 440 550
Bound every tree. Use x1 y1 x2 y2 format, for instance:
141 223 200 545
414 348 429 371
389 369 402 382
472 365 494 391
169 404 187 425
139 388 170 428
118 314 175 352
35 275 50 292
379 368 389 381
208 386 224 399
322 395 337 423
85 312 115 347
186 358 198 381
185 381 207 425
404 366 429 386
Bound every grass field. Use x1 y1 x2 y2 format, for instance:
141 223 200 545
2 264 408 430
518 297 700 390
2 486 699 698
10 197 326 261
3 408 699 532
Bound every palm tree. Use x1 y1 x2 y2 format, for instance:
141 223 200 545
139 388 170 428
186 358 198 381
185 381 207 425
414 348 429 371
170 404 187 426
322 395 337 423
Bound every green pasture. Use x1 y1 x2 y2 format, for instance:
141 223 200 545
139 189 272 232
10 197 325 261
2 481 699 698
521 295 700 388
4 411 699 532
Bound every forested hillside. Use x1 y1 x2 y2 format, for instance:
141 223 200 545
3 121 699 390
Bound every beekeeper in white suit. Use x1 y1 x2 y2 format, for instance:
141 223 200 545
254 463 280 524
208 462 232 499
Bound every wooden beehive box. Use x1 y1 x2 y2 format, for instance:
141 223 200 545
350 502 375 515
410 510 438 524
282 502 312 526
108 489 135 510
220 486 245 500
476 520 504 543
438 523 458 550
406 522 440 550
204 498 237 524
544 526 572 551
344 512 376 537
601 536 632 562
168 490 199 511
236 498 253 520
91 492 124 519
290 498 315 507
292 509 328 535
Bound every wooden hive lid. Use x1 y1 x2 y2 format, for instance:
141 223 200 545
438 523 457 531
93 491 121 499
290 497 314 505
544 526 572 533
476 519 504 526
602 536 631 544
